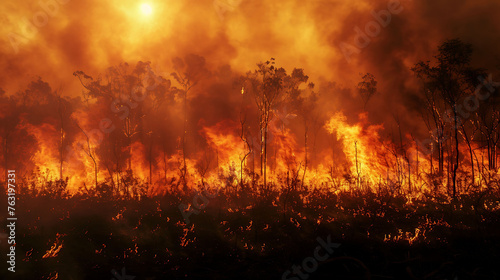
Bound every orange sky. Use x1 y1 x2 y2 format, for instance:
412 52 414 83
1 0 499 98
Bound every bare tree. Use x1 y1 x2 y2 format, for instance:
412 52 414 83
357 73 377 110
74 62 158 193
239 108 252 189
244 59 313 188
245 58 283 187
170 55 208 187
287 71 315 185
76 124 98 190
413 39 482 199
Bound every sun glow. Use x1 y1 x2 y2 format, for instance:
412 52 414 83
140 3 153 16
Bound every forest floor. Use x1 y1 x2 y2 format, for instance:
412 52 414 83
1 189 500 280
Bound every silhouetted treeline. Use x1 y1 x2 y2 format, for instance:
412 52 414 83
1 40 500 199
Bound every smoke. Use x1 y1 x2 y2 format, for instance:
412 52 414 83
1 0 499 191
1 0 498 88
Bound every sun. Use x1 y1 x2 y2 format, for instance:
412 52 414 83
140 3 153 16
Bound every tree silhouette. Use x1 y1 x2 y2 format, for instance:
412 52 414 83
357 73 377 110
170 54 208 188
413 38 483 198
245 59 311 188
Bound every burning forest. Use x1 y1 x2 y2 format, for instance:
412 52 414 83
1 0 500 279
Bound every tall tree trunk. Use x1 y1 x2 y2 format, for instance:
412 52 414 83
182 91 188 186
302 122 308 186
149 139 153 187
452 109 459 199
263 120 268 188
59 128 64 180
461 126 475 186
58 97 65 180
355 141 360 188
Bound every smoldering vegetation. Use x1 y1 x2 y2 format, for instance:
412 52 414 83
1 39 500 279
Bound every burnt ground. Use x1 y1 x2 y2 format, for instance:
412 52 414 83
1 188 500 280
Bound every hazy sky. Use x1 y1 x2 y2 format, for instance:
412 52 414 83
1 0 499 97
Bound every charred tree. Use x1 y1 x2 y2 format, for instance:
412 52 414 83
413 39 483 199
